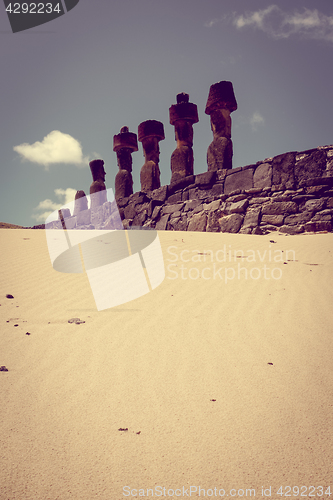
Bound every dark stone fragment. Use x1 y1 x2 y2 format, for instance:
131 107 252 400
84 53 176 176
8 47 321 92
224 169 253 194
6 294 14 299
0 366 8 372
167 191 183 204
304 221 332 232
68 318 85 325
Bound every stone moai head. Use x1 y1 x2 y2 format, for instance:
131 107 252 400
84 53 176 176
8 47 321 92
138 120 165 192
73 190 88 216
169 92 199 147
89 159 107 208
113 126 138 201
205 81 237 171
205 81 237 139
169 92 199 183
113 126 139 173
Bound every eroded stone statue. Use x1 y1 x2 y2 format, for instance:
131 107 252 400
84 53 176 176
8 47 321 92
169 93 199 184
205 81 237 171
138 120 165 193
73 190 88 216
113 126 138 201
89 159 107 209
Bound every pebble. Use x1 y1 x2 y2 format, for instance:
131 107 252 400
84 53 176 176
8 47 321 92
68 318 85 325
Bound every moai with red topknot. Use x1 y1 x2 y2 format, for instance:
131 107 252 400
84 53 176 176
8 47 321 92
205 81 237 171
169 92 199 184
113 126 138 201
89 159 107 209
138 120 165 193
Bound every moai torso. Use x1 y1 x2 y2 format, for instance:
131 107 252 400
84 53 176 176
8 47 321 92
113 126 138 201
205 81 237 171
89 159 107 209
169 93 199 184
138 120 165 193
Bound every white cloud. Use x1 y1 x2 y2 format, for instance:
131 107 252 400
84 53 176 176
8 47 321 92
250 112 265 132
232 5 333 42
14 130 90 170
32 187 77 222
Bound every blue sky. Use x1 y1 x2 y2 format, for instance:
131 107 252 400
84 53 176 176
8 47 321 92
1 0 333 226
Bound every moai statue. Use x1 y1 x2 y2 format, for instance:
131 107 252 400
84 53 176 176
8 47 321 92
73 190 88 216
89 159 107 209
138 120 165 193
113 126 138 201
205 81 237 171
169 92 199 184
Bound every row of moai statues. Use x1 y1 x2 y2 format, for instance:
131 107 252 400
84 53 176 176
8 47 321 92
73 81 237 212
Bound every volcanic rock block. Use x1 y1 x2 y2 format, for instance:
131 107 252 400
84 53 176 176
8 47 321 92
224 169 253 194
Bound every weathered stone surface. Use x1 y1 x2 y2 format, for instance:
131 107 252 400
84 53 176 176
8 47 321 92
124 204 137 220
210 183 224 196
219 213 243 233
243 207 261 228
272 152 296 189
155 214 170 230
224 169 253 194
170 93 198 183
304 221 332 232
89 159 107 209
261 215 284 226
295 149 327 187
63 216 77 229
167 191 183 204
206 209 225 232
284 212 313 225
262 201 298 215
91 206 105 227
306 185 329 195
76 209 91 226
205 81 237 171
138 120 164 193
151 185 168 202
133 210 147 226
253 163 272 189
73 191 88 215
195 171 216 187
271 195 291 202
169 175 195 194
184 199 202 211
327 197 333 208
304 198 326 212
162 202 185 214
128 192 147 205
279 225 304 234
115 169 133 201
228 199 248 214
248 197 271 205
226 193 248 203
152 205 162 220
192 204 204 214
188 212 207 232
203 199 221 211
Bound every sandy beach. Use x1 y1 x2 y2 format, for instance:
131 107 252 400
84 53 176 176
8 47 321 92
1 228 332 500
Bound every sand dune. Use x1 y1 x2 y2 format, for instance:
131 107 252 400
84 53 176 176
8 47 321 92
1 228 332 500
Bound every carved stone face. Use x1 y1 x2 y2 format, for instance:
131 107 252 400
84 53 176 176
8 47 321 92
210 109 231 139
90 159 106 182
174 120 193 147
142 136 160 164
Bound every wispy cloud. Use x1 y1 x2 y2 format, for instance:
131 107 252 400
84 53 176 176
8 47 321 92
250 112 265 132
32 188 77 222
14 130 90 170
232 5 333 42
206 6 333 43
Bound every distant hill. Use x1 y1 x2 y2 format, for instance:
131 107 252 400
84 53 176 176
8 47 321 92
0 222 45 229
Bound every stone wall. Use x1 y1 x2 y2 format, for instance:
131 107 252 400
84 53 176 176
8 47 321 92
48 145 333 235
